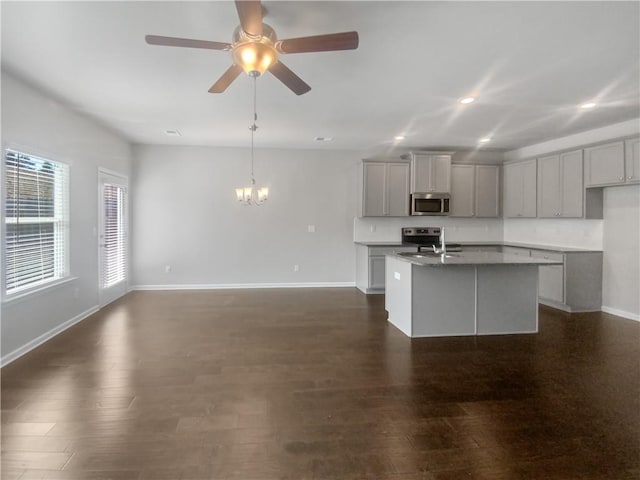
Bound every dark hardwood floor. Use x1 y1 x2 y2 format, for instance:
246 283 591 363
1 289 639 480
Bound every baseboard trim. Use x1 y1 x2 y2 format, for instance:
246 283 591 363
131 282 356 291
538 300 601 313
601 306 640 322
1 305 99 367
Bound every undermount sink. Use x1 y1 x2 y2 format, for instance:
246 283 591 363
397 251 459 259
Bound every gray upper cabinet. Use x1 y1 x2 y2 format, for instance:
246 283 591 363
361 161 410 217
451 164 500 218
450 165 475 217
537 150 583 218
584 141 625 187
625 137 640 184
475 165 500 217
504 159 537 218
410 153 451 193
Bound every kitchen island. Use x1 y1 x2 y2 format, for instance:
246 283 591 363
385 251 563 337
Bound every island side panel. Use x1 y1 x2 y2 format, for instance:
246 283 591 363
476 265 539 335
411 266 476 337
385 256 413 336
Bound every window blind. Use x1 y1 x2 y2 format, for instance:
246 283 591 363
4 150 69 294
101 183 126 288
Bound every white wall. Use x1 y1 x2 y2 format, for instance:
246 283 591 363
602 185 640 320
1 71 132 364
131 145 358 288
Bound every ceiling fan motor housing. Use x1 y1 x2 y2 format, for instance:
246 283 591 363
232 24 278 76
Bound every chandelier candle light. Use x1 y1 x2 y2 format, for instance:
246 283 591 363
236 74 268 205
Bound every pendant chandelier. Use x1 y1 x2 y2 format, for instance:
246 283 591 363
236 74 268 206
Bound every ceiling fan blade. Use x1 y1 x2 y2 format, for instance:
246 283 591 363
276 31 359 54
209 65 243 93
235 0 263 37
146 35 231 51
268 61 311 96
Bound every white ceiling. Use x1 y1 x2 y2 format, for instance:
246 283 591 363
2 1 639 154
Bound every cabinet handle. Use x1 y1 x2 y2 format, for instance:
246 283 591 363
628 176 633 180
619 177 624 181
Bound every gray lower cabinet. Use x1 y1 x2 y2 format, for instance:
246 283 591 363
501 246 602 312
356 244 416 293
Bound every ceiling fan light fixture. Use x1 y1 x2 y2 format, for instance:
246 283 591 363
233 41 277 75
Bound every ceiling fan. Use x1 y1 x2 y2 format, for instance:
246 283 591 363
145 0 359 95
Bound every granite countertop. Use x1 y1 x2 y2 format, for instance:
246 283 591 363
389 251 564 267
355 240 601 253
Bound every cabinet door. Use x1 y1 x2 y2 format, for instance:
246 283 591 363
386 163 410 216
450 165 475 217
521 159 538 217
369 256 386 290
530 250 564 303
584 142 625 186
538 265 564 303
560 150 583 217
537 154 561 218
431 155 452 192
503 163 522 218
625 138 640 184
410 155 431 193
362 162 386 216
475 165 500 217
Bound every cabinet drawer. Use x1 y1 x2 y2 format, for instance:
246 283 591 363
530 249 564 262
368 246 415 256
462 245 501 252
502 246 531 257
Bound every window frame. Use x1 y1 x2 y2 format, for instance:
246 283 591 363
2 147 70 300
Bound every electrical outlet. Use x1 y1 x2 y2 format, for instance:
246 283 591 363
293 264 299 272
370 225 376 233
165 265 171 273
307 225 316 233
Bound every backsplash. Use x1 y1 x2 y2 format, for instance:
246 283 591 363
354 216 603 249
503 218 603 249
353 217 504 243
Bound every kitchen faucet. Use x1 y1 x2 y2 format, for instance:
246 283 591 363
432 227 446 255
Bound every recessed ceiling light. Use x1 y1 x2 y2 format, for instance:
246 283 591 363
314 136 333 142
165 129 181 136
479 137 491 143
394 135 406 141
580 102 597 109
460 97 475 104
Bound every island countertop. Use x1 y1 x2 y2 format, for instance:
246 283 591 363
388 251 563 267
355 240 601 253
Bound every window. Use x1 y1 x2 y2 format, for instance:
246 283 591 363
101 183 126 288
4 149 69 295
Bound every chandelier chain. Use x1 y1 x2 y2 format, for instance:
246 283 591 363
250 75 258 183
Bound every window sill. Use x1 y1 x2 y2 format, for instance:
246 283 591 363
3 276 78 306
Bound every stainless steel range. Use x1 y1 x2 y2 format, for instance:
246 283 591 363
401 227 462 252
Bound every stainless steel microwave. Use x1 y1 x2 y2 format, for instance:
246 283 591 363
410 193 450 216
